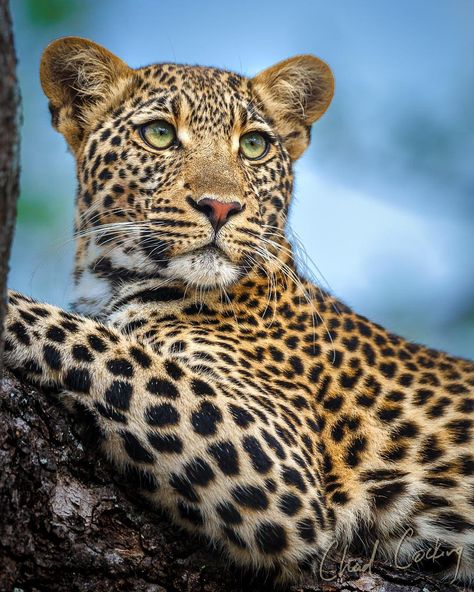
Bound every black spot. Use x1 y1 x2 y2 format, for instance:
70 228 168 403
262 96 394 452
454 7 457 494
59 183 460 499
414 389 434 406
332 491 350 505
191 378 216 397
297 518 316 543
147 432 183 453
289 356 304 375
122 318 147 333
278 493 302 516
121 431 154 463
382 444 408 463
356 394 376 407
228 404 254 428
255 521 287 554
95 402 127 423
361 468 408 482
72 344 94 363
339 368 363 389
146 377 178 398
392 421 419 439
243 436 273 474
24 360 42 375
42 344 62 370
386 390 405 402
362 342 376 365
357 320 372 337
311 498 326 528
216 501 242 524
265 478 277 493
145 403 179 427
88 333 108 352
346 436 367 467
419 493 451 509
106 358 134 378
129 346 151 368
419 435 443 464
379 362 397 379
424 476 457 488
459 454 474 476
165 360 183 380
177 501 203 526
447 419 471 445
377 406 402 422
134 287 185 303
323 395 343 412
104 150 117 164
208 441 239 475
46 325 66 343
232 484 268 510
433 511 472 533
61 318 79 333
281 466 307 493
73 401 105 445
122 465 158 492
185 458 215 486
64 367 91 394
223 527 247 549
191 401 222 436
398 373 414 387
30 306 50 318
427 397 451 419
261 430 286 460
9 321 31 345
169 473 199 502
369 481 407 509
105 380 133 410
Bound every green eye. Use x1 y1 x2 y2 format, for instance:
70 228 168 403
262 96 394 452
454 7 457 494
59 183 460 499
239 131 269 160
140 120 177 149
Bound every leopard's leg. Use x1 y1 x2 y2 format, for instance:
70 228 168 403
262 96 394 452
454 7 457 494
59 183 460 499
3 290 331 579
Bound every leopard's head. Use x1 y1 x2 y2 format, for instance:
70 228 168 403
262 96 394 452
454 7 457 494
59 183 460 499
40 37 333 310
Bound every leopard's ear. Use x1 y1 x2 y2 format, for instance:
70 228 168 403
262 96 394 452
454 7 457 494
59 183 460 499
252 55 334 160
40 37 132 152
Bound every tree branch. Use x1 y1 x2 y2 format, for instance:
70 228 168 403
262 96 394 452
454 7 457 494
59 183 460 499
0 0 20 369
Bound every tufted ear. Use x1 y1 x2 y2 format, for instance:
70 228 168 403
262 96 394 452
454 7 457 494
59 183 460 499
40 37 132 152
252 55 334 160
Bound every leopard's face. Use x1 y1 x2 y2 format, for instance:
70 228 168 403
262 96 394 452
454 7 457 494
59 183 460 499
40 37 333 309
76 65 293 290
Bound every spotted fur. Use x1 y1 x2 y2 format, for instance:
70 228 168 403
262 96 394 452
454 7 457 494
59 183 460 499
4 37 473 585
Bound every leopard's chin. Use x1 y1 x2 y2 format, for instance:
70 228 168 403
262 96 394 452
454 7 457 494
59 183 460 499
161 245 241 289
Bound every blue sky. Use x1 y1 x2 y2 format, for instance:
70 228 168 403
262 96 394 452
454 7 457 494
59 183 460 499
8 0 474 356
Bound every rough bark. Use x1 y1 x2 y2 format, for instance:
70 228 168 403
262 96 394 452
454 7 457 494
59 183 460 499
0 0 20 370
0 370 464 592
0 3 467 591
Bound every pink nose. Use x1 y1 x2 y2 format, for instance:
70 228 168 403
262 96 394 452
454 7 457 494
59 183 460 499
194 197 243 233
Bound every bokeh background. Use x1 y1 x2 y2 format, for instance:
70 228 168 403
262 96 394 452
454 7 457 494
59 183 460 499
8 0 474 357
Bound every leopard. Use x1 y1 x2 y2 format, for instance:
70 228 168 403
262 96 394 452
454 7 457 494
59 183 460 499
3 36 473 587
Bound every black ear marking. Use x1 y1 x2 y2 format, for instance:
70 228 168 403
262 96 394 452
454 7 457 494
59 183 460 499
48 102 60 127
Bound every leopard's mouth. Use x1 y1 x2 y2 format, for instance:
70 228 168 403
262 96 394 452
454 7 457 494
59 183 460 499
160 244 242 289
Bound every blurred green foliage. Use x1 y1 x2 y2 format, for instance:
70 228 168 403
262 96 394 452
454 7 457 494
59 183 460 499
16 193 64 227
24 0 82 26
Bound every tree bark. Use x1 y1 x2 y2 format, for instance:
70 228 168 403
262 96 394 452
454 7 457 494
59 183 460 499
0 3 467 591
0 0 20 370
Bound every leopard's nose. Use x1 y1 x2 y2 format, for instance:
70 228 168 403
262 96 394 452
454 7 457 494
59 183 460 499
190 197 244 233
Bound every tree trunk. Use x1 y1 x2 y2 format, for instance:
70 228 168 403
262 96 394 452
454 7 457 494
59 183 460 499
0 3 466 591
0 0 20 369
